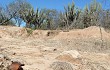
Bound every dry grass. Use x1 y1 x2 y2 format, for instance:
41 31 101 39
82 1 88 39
0 26 110 70
50 61 73 70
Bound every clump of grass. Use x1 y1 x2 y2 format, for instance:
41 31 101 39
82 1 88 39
50 61 73 70
25 28 33 36
46 30 59 37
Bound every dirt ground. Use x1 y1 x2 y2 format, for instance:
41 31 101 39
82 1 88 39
0 26 110 70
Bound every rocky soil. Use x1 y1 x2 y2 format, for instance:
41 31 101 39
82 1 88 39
0 26 110 70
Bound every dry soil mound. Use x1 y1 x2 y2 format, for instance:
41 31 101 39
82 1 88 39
0 26 110 70
54 26 110 40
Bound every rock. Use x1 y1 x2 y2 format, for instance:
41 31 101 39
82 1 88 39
61 50 81 58
0 60 11 70
0 54 25 70
0 48 4 52
0 54 9 61
9 61 25 70
11 58 25 65
0 54 10 61
56 50 82 65
12 52 16 55
0 54 5 59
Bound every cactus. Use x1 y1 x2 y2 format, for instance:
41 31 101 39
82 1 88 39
64 2 76 26
32 8 45 29
61 1 81 29
21 8 35 28
82 0 102 28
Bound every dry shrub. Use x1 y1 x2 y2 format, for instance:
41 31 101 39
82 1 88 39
50 61 73 70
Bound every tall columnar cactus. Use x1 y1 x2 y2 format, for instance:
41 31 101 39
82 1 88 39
63 2 81 29
20 7 45 29
64 2 76 25
83 5 91 28
89 0 102 26
82 0 102 28
21 8 35 28
32 8 45 29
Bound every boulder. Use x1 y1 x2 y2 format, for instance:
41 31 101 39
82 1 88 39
56 50 82 65
9 61 25 70
58 50 81 59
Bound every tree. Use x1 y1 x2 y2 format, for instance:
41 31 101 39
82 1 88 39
0 6 16 25
7 0 32 27
42 9 58 29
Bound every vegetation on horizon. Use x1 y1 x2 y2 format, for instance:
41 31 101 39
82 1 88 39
0 0 110 30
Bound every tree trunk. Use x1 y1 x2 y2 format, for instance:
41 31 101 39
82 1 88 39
47 22 51 30
18 22 21 27
26 22 31 28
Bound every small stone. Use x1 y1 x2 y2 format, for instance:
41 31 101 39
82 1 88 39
42 47 57 52
12 53 16 55
0 54 5 59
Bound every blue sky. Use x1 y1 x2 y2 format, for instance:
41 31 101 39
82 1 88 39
0 0 109 27
0 0 110 11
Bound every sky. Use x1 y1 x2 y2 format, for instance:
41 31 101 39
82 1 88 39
0 0 110 27
0 0 110 11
